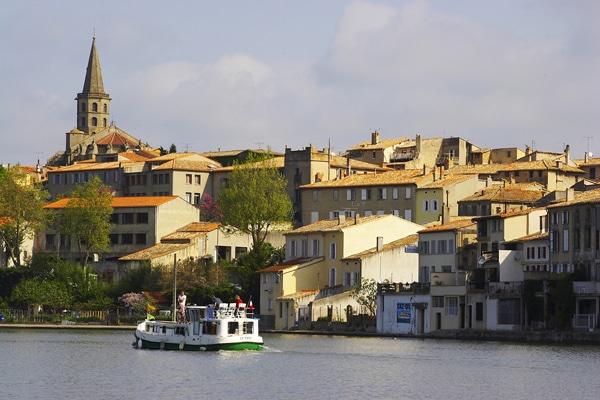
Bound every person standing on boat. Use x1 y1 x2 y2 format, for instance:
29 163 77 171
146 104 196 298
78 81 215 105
234 295 243 316
178 291 187 322
212 296 222 308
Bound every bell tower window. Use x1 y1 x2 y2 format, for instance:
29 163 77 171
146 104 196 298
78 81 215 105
81 103 86 112
103 104 107 112
81 117 85 126
103 118 107 127
92 117 97 126
92 103 98 112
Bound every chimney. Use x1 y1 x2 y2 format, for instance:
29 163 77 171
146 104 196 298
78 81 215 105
338 214 346 224
376 236 383 252
354 213 360 224
585 152 589 163
416 134 422 154
566 187 574 202
565 144 570 165
371 131 380 145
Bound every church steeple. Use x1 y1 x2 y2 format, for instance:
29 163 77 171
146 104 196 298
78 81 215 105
76 37 111 135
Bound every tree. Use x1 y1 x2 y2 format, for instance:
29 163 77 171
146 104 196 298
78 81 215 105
0 165 53 267
58 176 114 267
218 152 292 266
200 194 222 222
351 278 379 317
11 278 73 313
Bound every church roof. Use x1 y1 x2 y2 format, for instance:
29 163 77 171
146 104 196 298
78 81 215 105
81 37 106 96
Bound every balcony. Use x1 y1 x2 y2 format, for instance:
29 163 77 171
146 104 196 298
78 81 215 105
488 281 522 296
378 282 430 295
573 281 600 295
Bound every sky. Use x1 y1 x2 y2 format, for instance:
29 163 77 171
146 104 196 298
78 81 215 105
1 0 599 166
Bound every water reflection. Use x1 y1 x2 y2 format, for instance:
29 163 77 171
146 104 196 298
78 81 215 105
1 329 600 399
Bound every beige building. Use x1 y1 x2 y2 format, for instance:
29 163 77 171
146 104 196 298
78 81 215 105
458 182 547 217
299 168 434 225
40 196 200 280
258 214 423 329
345 131 410 166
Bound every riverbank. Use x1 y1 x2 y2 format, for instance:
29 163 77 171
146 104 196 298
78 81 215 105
0 323 135 330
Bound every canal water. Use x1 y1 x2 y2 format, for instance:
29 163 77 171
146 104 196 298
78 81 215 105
1 328 599 399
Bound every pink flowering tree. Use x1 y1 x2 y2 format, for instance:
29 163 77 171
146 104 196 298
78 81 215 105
200 194 222 222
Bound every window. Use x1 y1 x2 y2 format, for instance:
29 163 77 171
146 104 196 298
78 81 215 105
312 239 319 256
301 240 307 257
445 297 458 316
378 188 387 200
361 188 371 200
561 211 569 224
195 175 201 185
185 174 192 184
109 234 119 245
344 272 359 286
333 190 339 201
103 104 107 112
432 296 444 308
289 240 297 258
448 239 454 253
122 213 134 224
372 151 376 159
423 200 429 212
347 189 356 201
563 229 569 252
194 193 201 204
92 117 97 126
81 103 86 112
498 298 520 324
121 234 134 244
476 302 484 321
432 199 438 211
551 212 558 225
137 213 148 224
136 234 146 245
430 240 437 254
329 268 337 287
550 230 559 252
329 242 337 260
92 103 98 111
185 192 192 203
392 187 399 200
405 187 411 199
312 190 318 202
438 240 446 254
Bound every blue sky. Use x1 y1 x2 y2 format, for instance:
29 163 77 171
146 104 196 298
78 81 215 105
1 0 598 166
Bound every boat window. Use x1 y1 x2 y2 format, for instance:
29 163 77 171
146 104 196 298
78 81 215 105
228 322 239 334
243 321 254 334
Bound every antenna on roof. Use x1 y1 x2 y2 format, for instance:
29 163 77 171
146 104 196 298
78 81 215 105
181 143 193 152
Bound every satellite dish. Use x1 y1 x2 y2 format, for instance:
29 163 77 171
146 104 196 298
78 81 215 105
589 152 594 158
477 256 486 265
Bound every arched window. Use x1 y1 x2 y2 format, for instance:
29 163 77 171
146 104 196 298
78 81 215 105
103 104 107 112
81 117 86 126
92 103 98 112
103 118 107 127
92 117 97 126
81 103 86 112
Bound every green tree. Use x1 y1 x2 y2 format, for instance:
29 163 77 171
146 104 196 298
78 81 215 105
0 165 53 267
58 176 114 267
218 152 292 268
11 278 73 313
351 278 379 317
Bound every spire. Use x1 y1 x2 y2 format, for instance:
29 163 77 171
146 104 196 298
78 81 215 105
82 37 105 95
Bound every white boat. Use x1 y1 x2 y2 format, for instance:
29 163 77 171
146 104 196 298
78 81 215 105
133 303 263 351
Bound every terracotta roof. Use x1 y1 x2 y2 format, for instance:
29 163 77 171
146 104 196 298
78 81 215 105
574 157 600 166
460 186 546 203
418 218 476 233
176 222 220 233
152 158 223 172
45 195 179 209
118 242 193 261
446 164 505 175
300 169 430 188
342 234 419 260
499 160 584 174
287 214 396 234
506 231 549 243
547 188 600 208
347 137 410 151
200 149 283 158
257 256 323 273
472 206 546 220
279 290 321 301
420 174 476 189
329 155 391 171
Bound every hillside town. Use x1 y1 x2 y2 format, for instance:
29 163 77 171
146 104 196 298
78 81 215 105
3 37 600 339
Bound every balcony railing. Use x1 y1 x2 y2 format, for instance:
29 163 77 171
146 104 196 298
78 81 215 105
488 281 522 296
572 314 597 331
573 281 600 295
378 282 430 295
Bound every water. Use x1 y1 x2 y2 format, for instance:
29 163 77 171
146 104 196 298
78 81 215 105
1 328 600 400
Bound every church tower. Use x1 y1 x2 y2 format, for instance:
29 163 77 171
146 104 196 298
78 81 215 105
75 37 111 135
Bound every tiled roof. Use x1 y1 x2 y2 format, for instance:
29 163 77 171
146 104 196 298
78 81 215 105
446 164 506 175
45 196 179 209
418 218 476 233
347 137 410 151
300 169 429 188
200 149 283 158
420 173 476 189
287 214 395 234
547 188 600 208
460 185 546 203
152 158 223 172
342 233 419 260
472 206 546 220
329 155 391 170
279 290 321 301
499 160 584 174
49 160 143 172
574 157 600 166
257 256 323 273
118 242 193 261
506 231 549 243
